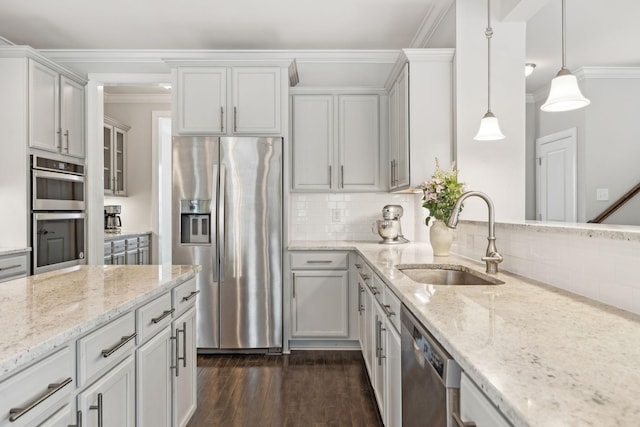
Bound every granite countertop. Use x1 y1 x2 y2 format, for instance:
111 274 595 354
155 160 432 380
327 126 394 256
0 264 201 378
289 240 640 427
0 247 32 257
104 230 152 241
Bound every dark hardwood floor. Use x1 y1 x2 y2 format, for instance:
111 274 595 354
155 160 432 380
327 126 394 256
187 350 383 427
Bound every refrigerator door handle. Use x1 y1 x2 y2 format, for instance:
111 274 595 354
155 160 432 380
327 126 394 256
218 164 226 284
212 164 219 279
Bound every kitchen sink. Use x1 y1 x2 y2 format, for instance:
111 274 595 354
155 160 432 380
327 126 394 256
395 264 504 286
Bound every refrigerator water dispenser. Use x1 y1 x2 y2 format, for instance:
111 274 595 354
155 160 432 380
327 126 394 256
180 199 211 244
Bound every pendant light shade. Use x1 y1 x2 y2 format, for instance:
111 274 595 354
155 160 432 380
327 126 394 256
541 0 590 112
475 111 505 141
541 68 590 112
474 0 505 141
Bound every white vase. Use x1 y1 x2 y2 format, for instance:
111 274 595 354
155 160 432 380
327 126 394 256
429 220 453 256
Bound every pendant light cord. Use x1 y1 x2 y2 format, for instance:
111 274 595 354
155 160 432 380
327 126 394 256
486 0 493 113
561 0 567 69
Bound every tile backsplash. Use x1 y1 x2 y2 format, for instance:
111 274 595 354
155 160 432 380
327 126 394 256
289 192 427 242
452 221 640 315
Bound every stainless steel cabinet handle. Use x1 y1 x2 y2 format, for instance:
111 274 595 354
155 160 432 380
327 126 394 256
173 323 186 375
306 260 332 264
390 160 395 187
56 128 62 150
181 321 187 368
357 284 363 314
374 316 380 359
341 165 344 189
355 263 362 269
68 410 83 427
0 264 21 271
452 411 476 427
89 393 103 427
64 130 70 153
101 332 136 358
361 274 370 281
182 290 200 302
377 320 386 365
233 106 237 132
171 334 179 376
383 304 395 318
329 165 332 188
8 377 72 422
292 273 296 298
151 309 175 324
220 106 224 132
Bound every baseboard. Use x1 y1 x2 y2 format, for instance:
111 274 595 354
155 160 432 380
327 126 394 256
288 339 361 350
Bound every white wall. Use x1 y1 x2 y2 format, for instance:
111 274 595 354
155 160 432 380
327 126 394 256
104 101 171 232
454 0 526 222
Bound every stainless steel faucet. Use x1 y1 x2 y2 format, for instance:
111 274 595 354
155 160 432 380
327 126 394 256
446 191 503 274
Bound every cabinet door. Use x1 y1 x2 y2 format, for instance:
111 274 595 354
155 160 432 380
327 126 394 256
231 67 281 134
460 372 511 427
363 287 375 376
358 282 367 354
103 125 114 194
37 404 74 427
338 95 380 190
113 127 126 195
125 250 137 265
372 305 386 420
29 60 60 153
385 323 402 427
388 82 399 190
78 355 135 427
291 270 349 338
173 306 197 427
291 95 333 191
138 246 149 265
395 64 410 189
176 67 227 134
137 327 172 427
60 76 85 158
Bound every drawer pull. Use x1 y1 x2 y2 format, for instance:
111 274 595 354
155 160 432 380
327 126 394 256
181 290 201 302
89 393 103 427
305 260 333 264
8 377 72 422
151 309 175 324
355 263 363 269
101 332 136 358
0 264 21 272
452 411 476 427
383 304 395 318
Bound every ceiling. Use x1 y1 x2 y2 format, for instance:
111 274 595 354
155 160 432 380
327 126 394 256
0 0 449 50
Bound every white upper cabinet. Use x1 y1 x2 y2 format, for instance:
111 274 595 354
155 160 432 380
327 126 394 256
291 93 382 192
174 66 281 136
231 67 281 134
29 59 85 159
385 49 454 192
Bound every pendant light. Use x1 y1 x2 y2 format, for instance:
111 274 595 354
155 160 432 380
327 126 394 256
541 0 590 112
474 0 505 141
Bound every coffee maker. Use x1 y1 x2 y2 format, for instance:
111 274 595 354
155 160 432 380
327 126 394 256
104 205 122 233
376 204 409 244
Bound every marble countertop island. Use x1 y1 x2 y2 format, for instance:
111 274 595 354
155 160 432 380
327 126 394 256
289 241 640 427
0 264 200 378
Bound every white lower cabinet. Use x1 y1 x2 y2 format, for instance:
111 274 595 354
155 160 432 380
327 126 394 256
78 355 136 427
137 327 172 427
37 404 73 427
460 372 511 427
173 306 197 427
384 321 402 427
372 304 387 421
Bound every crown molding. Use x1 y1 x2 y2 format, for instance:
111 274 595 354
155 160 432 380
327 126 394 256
289 87 388 95
409 0 455 48
0 46 87 83
384 48 455 89
579 66 640 79
104 93 171 104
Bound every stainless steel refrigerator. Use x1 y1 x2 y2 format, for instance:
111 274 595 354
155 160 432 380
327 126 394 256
172 136 282 351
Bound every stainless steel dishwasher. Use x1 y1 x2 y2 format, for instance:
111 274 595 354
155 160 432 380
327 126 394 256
401 305 462 427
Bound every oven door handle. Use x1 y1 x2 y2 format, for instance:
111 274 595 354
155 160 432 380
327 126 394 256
33 169 85 182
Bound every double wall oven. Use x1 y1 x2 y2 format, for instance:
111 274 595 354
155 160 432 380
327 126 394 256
31 155 86 274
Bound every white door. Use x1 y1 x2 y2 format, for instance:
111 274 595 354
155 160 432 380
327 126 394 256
137 327 172 427
395 64 410 189
37 404 74 427
291 95 334 190
358 282 367 354
291 270 349 338
388 82 399 189
175 67 227 134
60 76 85 158
373 305 386 422
338 95 380 191
231 67 281 134
173 306 197 427
536 128 577 222
29 60 60 153
385 323 402 427
78 355 135 427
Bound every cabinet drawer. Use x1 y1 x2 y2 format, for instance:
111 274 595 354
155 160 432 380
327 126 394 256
290 252 348 270
125 238 138 250
0 347 74 427
139 234 150 248
103 242 112 256
173 278 198 315
77 311 136 387
383 285 401 333
0 254 28 283
136 292 173 344
112 240 125 253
